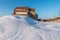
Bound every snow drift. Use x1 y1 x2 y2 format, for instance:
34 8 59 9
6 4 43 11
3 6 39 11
0 15 60 40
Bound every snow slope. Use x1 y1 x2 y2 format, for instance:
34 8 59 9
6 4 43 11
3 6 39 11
0 15 60 40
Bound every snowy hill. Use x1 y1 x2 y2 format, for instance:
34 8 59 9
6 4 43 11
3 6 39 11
0 15 60 40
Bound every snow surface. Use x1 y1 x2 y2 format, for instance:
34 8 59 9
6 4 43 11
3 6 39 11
0 15 60 40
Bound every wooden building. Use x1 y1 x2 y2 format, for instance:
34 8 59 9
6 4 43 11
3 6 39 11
13 7 38 20
38 16 60 22
47 16 60 22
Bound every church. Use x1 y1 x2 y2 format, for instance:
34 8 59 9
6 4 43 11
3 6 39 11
12 7 38 20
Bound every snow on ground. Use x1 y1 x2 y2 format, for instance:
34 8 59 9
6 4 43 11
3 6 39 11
0 15 60 40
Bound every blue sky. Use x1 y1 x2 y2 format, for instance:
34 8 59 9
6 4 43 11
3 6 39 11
0 0 60 19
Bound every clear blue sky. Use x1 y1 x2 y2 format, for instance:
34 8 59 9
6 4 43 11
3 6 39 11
0 0 60 19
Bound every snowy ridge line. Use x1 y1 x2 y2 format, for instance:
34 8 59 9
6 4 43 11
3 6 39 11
0 15 60 40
